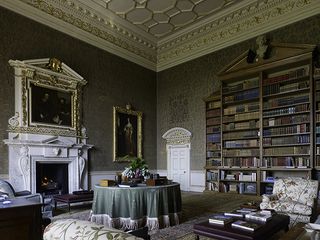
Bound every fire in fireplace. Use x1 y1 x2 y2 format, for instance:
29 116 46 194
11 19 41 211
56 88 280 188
36 163 69 195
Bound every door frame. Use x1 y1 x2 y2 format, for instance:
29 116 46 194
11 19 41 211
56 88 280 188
162 127 192 191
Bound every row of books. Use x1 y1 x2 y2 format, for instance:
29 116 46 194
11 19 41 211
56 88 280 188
263 94 309 108
219 182 257 194
206 181 219 191
206 142 221 151
206 151 221 158
207 134 221 143
223 78 259 94
224 103 259 115
222 157 259 168
262 66 309 85
263 103 309 117
207 142 221 151
263 124 309 136
223 111 259 122
206 126 221 134
263 146 310 155
207 118 220 125
223 120 259 131
206 159 221 167
206 170 219 181
263 135 310 145
220 171 257 181
207 109 220 117
263 114 309 127
224 139 259 148
207 101 221 109
223 130 259 140
260 171 274 182
223 88 259 103
223 149 260 157
261 157 310 168
316 137 320 144
262 81 309 95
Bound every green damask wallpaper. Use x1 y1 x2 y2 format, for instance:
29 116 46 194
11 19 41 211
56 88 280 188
157 14 320 170
0 7 157 174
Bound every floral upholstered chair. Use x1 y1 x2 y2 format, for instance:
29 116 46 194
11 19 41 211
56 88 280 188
260 177 319 225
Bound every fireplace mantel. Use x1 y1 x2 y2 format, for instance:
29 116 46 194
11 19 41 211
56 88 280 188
4 133 93 193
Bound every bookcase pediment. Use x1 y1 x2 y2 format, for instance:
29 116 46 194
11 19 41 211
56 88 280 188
219 43 316 79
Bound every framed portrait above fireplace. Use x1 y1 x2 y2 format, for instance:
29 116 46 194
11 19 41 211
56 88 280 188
30 83 73 128
113 105 142 162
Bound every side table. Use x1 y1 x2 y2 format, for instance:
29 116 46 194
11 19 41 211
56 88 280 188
0 198 42 240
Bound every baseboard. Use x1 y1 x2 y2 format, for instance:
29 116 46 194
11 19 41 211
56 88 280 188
156 169 205 192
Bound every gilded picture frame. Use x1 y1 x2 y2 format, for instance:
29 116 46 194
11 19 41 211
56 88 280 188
29 82 74 128
113 106 142 162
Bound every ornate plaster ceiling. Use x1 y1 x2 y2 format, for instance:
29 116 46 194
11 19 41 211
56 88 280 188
1 0 319 71
103 0 239 38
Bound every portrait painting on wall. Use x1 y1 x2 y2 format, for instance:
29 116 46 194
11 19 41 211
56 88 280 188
30 83 73 128
113 105 142 162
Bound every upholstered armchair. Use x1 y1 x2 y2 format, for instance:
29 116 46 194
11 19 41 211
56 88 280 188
260 177 319 225
0 179 41 202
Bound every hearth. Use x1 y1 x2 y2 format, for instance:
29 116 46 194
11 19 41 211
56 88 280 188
36 163 69 195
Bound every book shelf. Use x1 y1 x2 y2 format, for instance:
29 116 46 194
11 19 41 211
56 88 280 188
214 41 317 195
314 67 320 168
204 92 221 191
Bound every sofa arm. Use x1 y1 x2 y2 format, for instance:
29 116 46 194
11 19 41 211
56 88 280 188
262 194 278 203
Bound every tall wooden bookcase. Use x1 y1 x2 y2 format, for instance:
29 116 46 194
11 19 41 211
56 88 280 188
206 42 318 195
204 91 221 191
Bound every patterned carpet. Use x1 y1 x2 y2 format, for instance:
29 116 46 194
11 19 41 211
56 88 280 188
51 191 261 239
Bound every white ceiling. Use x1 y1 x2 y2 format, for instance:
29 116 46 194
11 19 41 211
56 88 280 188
1 0 319 71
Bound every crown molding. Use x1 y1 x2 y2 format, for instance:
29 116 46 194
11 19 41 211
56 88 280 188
156 0 320 71
0 0 157 71
1 0 319 72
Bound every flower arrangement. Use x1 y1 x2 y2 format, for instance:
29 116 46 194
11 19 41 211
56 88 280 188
122 158 149 180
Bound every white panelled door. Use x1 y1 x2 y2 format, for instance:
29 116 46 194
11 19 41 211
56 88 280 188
169 145 190 191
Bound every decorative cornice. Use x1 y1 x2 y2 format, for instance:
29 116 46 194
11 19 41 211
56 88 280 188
0 0 319 72
156 0 320 71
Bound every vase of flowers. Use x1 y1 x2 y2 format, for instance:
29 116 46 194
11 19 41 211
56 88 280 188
122 158 149 182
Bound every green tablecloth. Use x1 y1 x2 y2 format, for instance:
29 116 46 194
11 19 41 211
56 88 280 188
90 183 182 230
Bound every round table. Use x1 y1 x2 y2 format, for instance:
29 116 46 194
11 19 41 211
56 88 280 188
90 183 182 230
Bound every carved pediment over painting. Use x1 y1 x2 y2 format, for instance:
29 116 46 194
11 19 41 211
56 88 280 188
8 58 87 137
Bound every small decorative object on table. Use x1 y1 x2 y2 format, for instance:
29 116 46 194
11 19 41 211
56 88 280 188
121 158 150 183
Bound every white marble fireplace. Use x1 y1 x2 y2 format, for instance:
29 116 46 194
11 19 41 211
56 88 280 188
4 133 92 194
4 58 92 194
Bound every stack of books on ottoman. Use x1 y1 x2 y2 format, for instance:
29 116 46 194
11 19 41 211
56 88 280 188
208 213 234 225
208 209 275 232
231 220 263 232
244 210 274 222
